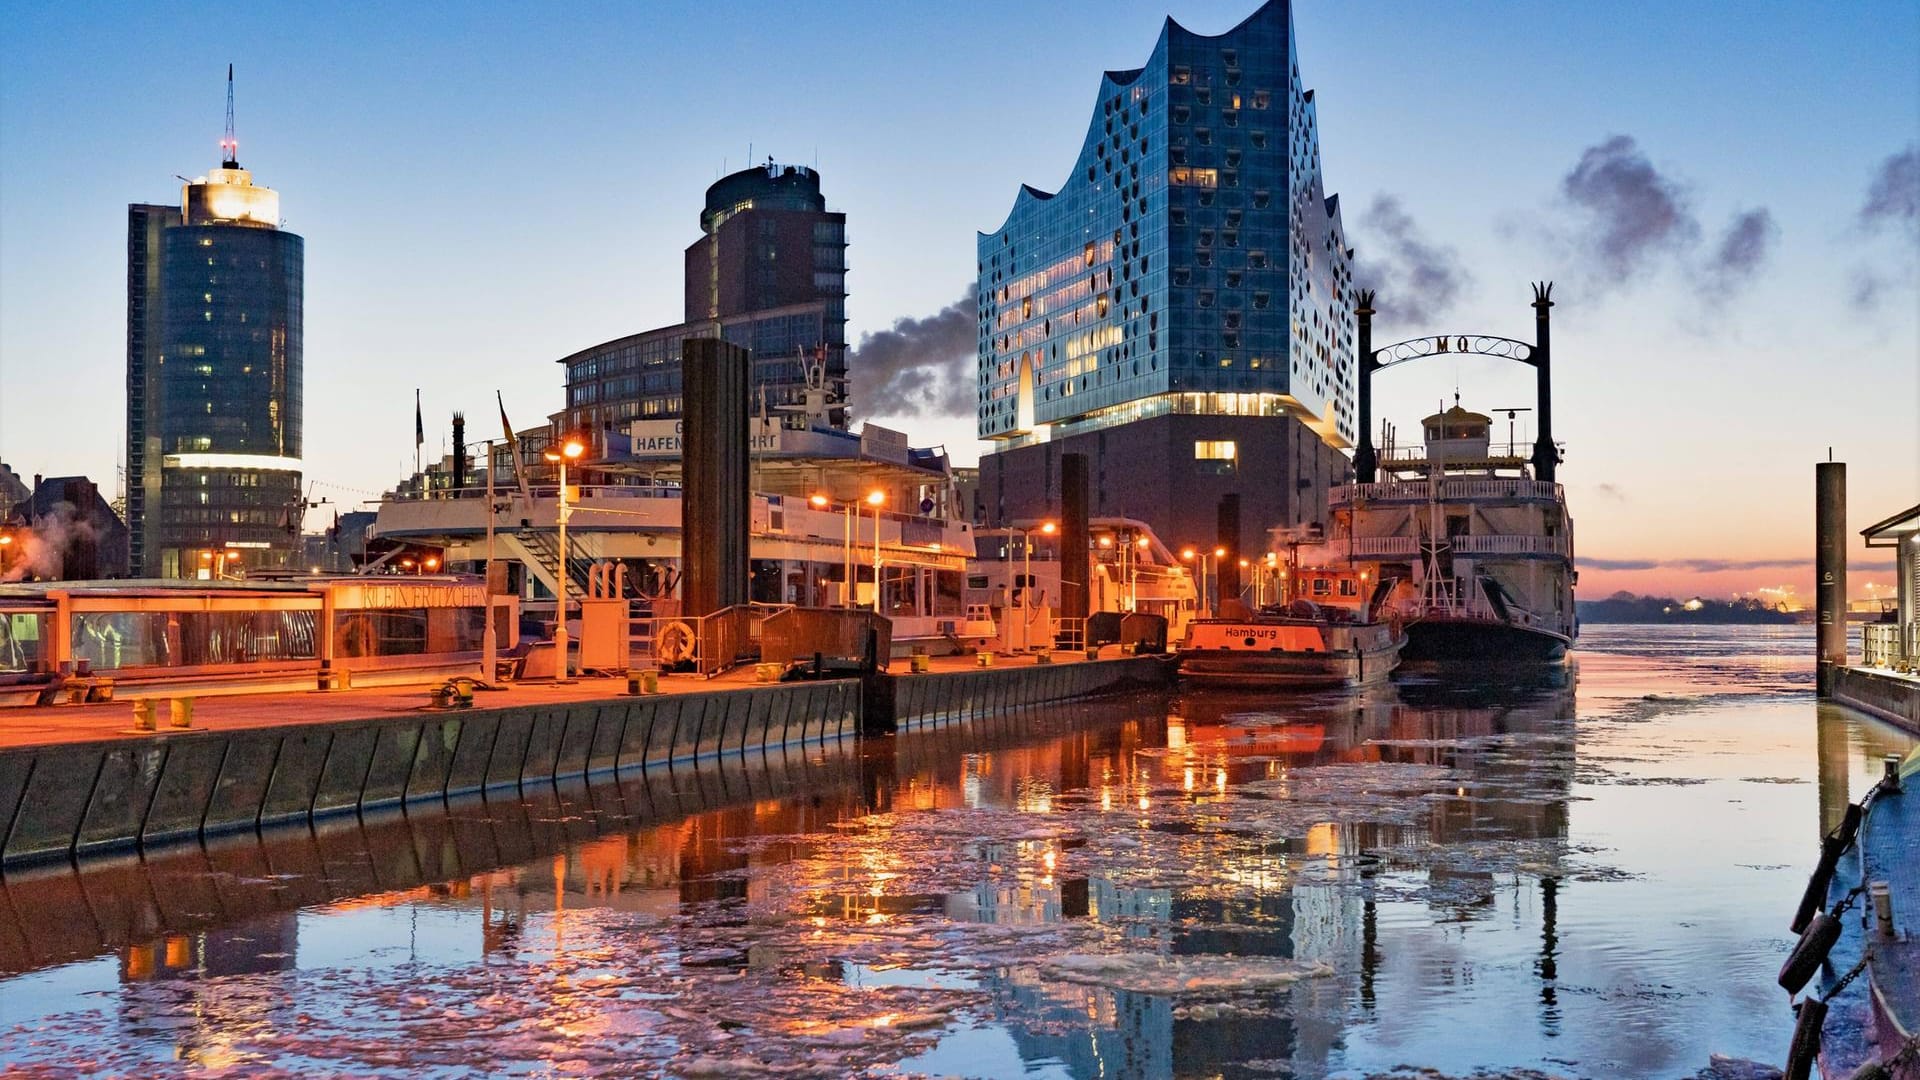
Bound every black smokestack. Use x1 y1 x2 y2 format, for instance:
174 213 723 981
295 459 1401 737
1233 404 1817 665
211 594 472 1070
451 412 467 490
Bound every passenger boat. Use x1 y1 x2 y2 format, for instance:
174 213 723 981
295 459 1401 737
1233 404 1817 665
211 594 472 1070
1177 562 1405 688
371 392 995 658
1298 401 1577 665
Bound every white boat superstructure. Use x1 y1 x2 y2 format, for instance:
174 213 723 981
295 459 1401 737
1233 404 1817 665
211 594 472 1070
372 414 996 655
966 517 1200 650
1296 403 1576 662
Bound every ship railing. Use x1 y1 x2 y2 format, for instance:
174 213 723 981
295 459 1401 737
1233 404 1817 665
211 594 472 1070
1331 479 1564 505
1345 536 1421 557
1450 534 1571 557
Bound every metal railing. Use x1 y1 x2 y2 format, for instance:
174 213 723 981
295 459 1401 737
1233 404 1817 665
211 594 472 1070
1346 536 1421 557
1863 623 1911 672
1451 534 1571 556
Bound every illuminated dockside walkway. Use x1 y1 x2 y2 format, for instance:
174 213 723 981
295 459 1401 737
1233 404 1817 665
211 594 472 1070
0 651 1171 871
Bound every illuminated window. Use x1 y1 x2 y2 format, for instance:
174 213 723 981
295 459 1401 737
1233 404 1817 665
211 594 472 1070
1169 167 1218 189
1194 440 1237 475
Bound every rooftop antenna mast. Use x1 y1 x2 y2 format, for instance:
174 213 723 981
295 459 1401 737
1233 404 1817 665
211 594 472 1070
221 64 239 168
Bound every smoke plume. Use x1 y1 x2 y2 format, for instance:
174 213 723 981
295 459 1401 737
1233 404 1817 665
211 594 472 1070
1703 208 1777 292
1350 195 1471 326
1861 145 1918 239
851 285 978 419
1560 135 1700 284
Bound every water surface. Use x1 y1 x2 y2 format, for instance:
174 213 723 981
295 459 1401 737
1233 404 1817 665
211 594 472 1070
0 625 1911 1078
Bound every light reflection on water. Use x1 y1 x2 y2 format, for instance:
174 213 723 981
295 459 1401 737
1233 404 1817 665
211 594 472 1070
0 625 1913 1078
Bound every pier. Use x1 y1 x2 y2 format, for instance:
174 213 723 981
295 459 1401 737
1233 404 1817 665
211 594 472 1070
0 651 1172 872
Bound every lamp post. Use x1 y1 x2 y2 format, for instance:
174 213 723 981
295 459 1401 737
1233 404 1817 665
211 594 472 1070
1012 520 1057 651
543 435 586 681
810 492 854 607
482 439 498 682
866 490 886 614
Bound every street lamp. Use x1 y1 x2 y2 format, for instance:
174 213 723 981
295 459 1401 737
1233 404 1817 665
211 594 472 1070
811 492 854 606
1009 520 1059 651
866 490 886 614
543 436 586 680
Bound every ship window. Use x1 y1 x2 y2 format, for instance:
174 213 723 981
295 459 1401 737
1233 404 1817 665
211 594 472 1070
1340 579 1359 597
1312 578 1332 596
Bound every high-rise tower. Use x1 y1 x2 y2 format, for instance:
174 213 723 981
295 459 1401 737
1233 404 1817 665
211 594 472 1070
975 1 1355 557
126 69 304 578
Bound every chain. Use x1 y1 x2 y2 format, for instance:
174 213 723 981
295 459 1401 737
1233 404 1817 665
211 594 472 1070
1833 883 1871 918
1823 954 1871 1002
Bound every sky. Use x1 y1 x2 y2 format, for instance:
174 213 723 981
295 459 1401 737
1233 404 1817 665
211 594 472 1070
1 1 1915 602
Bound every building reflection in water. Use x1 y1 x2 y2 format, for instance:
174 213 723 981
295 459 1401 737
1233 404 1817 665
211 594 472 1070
2 682 1598 1077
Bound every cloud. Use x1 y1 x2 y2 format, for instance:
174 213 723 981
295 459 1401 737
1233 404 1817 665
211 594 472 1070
850 285 978 419
1704 208 1777 292
1860 145 1918 239
1351 195 1472 326
1594 482 1627 502
1560 135 1700 285
1581 555 1901 575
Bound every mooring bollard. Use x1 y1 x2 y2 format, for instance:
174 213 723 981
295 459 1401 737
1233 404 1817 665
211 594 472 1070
1887 754 1904 794
628 669 660 695
976 652 993 668
1870 880 1895 937
911 654 930 673
168 698 194 730
132 699 157 732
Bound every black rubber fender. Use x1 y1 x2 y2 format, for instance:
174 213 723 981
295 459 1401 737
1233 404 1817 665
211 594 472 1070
1791 836 1842 934
1834 802 1865 851
1778 912 1841 994
1784 995 1827 1080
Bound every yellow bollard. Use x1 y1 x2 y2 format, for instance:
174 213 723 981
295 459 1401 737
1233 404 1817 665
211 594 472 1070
911 654 930 674
1036 652 1053 665
628 669 661 695
168 697 194 730
132 700 157 732
976 652 993 668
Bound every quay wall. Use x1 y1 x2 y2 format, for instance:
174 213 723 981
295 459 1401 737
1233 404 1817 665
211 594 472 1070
0 656 1175 871
1829 665 1920 733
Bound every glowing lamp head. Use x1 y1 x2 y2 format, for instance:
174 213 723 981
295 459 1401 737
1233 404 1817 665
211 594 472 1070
865 490 885 507
1239 558 1250 568
1214 546 1227 559
1098 536 1114 548
0 534 11 547
425 556 440 571
1136 536 1150 548
1041 521 1057 535
199 551 213 562
1181 548 1196 561
808 493 830 509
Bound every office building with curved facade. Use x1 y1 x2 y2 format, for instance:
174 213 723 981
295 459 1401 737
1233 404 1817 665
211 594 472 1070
127 137 302 578
976 0 1355 560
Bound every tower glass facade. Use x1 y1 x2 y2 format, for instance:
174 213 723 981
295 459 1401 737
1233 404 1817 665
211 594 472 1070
562 162 848 439
127 160 303 578
976 0 1354 451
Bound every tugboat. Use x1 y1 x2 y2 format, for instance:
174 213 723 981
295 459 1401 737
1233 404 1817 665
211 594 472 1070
1177 563 1405 688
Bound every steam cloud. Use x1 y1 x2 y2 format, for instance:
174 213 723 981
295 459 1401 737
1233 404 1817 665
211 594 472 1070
851 285 978 419
1861 145 1918 238
1 501 95 583
1351 195 1472 326
1560 135 1700 283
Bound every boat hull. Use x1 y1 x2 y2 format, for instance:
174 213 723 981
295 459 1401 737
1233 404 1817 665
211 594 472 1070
1400 617 1570 665
1178 621 1405 689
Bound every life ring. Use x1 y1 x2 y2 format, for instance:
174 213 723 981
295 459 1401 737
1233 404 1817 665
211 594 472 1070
1777 911 1840 994
1784 995 1826 1080
654 621 697 665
